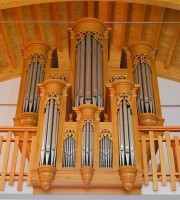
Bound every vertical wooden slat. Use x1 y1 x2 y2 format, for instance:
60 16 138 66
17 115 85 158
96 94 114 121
158 135 167 186
166 131 176 191
0 136 3 154
0 132 12 190
174 136 180 179
141 135 149 185
9 136 20 185
17 132 28 191
149 131 158 191
27 136 37 185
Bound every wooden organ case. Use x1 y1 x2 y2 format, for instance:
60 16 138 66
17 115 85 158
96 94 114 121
15 18 163 194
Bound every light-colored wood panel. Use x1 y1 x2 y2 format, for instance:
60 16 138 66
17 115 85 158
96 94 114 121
149 131 158 191
30 4 44 41
165 131 176 191
0 132 12 190
158 135 167 186
17 131 28 191
9 136 19 185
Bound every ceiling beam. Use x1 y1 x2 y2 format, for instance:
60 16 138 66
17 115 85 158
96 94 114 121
49 2 62 51
0 0 180 11
67 1 75 23
0 11 17 69
154 8 165 47
13 7 26 45
30 4 44 41
112 2 129 51
88 1 94 17
165 24 180 69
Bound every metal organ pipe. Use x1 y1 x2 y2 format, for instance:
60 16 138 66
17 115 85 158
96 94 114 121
75 36 103 107
133 60 155 114
40 99 60 166
118 99 134 166
22 54 45 113
82 122 93 167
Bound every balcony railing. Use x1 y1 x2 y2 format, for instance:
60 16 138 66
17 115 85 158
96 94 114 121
0 127 37 191
0 126 179 192
139 126 180 191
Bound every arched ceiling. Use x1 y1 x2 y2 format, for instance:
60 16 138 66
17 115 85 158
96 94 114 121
0 0 179 82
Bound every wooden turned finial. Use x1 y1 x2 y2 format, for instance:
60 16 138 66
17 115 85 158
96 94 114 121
80 166 94 186
37 165 57 190
118 166 137 191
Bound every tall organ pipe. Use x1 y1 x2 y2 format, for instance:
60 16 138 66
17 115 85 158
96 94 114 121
82 122 93 167
22 54 45 113
75 36 103 107
40 99 60 166
118 99 134 166
133 61 155 114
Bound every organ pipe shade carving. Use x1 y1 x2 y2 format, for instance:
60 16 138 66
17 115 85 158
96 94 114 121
22 54 46 113
62 130 76 168
40 98 60 166
82 121 94 167
117 95 134 166
99 129 113 168
75 35 103 107
133 54 155 114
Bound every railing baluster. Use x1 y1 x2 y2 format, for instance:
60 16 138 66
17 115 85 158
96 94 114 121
149 131 158 191
166 131 176 191
141 135 149 185
9 136 20 185
174 136 180 180
17 132 28 191
0 131 12 190
27 136 37 185
0 136 3 154
158 135 167 186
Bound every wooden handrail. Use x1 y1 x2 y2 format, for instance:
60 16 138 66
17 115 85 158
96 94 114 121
0 126 37 132
139 126 180 132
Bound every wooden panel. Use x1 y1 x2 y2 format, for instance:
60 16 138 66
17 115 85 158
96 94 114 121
0 136 3 154
9 136 19 185
0 132 12 190
165 131 176 190
174 136 180 179
141 135 149 185
158 135 167 186
27 136 37 185
17 132 28 191
149 131 158 191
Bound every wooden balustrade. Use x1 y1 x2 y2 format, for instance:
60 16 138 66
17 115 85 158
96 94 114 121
139 126 180 191
0 125 180 192
0 126 37 191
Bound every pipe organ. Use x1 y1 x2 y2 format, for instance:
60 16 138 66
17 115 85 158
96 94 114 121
14 18 163 194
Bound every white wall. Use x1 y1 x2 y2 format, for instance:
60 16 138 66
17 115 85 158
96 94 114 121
0 77 20 126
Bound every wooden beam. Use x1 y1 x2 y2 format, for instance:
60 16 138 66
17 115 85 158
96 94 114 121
127 4 147 44
67 1 75 22
49 2 62 51
88 1 94 17
154 8 165 47
30 4 44 41
0 11 17 68
98 1 112 23
165 24 180 69
0 0 180 11
13 7 26 45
